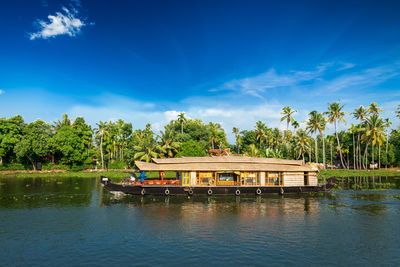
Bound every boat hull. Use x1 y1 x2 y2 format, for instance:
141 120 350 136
101 178 333 196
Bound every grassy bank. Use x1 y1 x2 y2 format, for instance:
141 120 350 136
319 169 400 180
2 169 399 183
0 170 176 182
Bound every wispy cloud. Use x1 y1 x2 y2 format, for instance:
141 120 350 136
213 64 329 98
212 62 400 99
316 64 400 93
29 7 86 40
0 89 4 95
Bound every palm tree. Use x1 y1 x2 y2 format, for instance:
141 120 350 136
353 105 367 169
365 115 386 169
292 120 300 131
384 118 392 169
177 112 186 134
293 129 308 161
158 129 180 158
247 144 260 157
134 145 159 162
395 105 400 119
306 111 323 164
232 127 240 153
349 124 357 169
255 121 267 148
325 102 347 168
208 122 222 149
326 135 335 166
368 102 383 115
280 106 297 130
95 121 108 169
53 113 72 132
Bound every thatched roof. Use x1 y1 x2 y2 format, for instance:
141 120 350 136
135 156 316 172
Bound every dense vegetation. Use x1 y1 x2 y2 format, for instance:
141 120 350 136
0 102 399 171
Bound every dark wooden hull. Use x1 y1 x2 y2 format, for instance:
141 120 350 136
101 178 333 196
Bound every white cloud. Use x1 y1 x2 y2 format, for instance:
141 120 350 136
29 7 86 40
0 89 4 95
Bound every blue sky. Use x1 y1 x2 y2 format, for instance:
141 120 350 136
1 0 400 141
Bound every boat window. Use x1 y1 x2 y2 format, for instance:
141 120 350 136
266 172 284 186
217 172 239 185
197 172 215 186
241 172 259 186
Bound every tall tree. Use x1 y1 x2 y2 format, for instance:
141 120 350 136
365 115 386 169
325 102 347 168
95 121 108 169
14 120 53 170
395 105 400 119
384 118 392 169
306 111 323 164
353 105 367 169
232 127 240 153
255 121 267 148
280 106 297 130
177 112 187 134
368 102 383 115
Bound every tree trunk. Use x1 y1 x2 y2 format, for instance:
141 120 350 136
315 134 318 164
330 145 333 166
372 144 375 170
378 144 381 169
364 143 369 169
352 133 355 170
335 119 346 168
321 132 326 168
100 135 104 169
181 123 183 134
386 133 389 169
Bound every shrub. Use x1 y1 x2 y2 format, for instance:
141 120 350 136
108 160 126 169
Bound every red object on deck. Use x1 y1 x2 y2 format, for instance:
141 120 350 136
160 171 165 185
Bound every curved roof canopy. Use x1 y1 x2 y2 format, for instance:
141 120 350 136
135 156 317 172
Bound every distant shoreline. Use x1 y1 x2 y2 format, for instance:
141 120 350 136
1 169 399 181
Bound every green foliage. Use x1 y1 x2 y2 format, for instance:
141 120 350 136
0 163 30 170
176 140 206 157
108 160 126 169
14 120 53 169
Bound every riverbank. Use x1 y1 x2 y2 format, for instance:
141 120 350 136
0 170 175 182
318 169 400 180
1 169 399 182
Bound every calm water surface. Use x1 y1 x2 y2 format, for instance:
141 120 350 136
1 176 400 266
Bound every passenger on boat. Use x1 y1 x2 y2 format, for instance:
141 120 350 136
139 170 147 183
129 172 137 183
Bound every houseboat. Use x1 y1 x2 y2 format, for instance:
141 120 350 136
101 156 333 196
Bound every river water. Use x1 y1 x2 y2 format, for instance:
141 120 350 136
0 176 399 266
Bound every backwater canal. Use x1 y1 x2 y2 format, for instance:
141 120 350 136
0 176 399 266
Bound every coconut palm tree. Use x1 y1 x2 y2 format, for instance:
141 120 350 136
293 129 308 161
292 120 300 131
134 145 159 162
325 102 347 168
349 124 357 169
158 129 180 158
232 127 240 153
177 112 186 134
384 118 392 169
208 122 222 149
280 106 297 130
255 121 267 149
326 135 335 166
247 144 260 157
365 115 386 169
368 102 383 115
95 121 108 169
53 113 72 132
395 105 400 119
353 105 367 169
305 111 324 164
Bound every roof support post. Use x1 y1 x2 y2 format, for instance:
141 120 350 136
160 171 165 185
